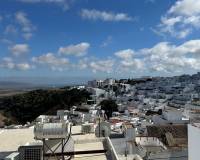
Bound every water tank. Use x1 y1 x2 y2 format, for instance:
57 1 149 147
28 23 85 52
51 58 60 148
34 123 68 139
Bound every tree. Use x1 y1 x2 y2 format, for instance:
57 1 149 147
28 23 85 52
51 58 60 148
99 99 118 119
0 88 91 124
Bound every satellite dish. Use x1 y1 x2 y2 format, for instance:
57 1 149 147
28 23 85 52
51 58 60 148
95 121 111 137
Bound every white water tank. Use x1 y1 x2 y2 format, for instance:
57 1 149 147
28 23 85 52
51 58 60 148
34 123 68 139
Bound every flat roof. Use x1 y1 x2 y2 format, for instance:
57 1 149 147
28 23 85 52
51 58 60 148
71 125 108 160
0 124 112 160
191 123 200 128
0 127 37 152
75 141 104 151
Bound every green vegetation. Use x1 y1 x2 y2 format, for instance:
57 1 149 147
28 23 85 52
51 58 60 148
99 99 118 119
127 78 152 85
0 88 91 125
146 109 162 116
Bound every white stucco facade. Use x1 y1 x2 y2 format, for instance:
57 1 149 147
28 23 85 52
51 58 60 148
188 123 200 160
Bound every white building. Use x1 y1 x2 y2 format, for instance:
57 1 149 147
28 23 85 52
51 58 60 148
163 110 182 121
88 80 104 87
87 87 106 97
188 123 200 160
104 78 115 86
184 104 200 122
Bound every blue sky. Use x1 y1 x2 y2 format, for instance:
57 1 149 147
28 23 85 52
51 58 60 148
1 0 200 83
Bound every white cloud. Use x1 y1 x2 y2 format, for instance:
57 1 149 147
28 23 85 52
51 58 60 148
81 9 133 22
115 49 134 60
1 12 35 40
16 63 32 70
15 11 35 40
0 57 15 69
32 53 69 71
120 59 143 69
155 0 200 38
150 56 200 72
58 42 90 56
112 40 200 74
9 44 30 56
18 0 71 10
115 49 144 70
0 57 32 70
168 0 200 16
142 40 200 72
75 57 115 73
89 59 114 73
144 40 200 57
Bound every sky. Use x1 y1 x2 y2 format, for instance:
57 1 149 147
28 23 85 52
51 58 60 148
1 0 200 83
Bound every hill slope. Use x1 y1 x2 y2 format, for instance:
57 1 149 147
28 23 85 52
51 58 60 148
0 88 91 126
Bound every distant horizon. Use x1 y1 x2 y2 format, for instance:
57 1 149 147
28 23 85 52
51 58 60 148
0 71 199 87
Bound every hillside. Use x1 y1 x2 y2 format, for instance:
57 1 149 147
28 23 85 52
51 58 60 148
0 88 91 126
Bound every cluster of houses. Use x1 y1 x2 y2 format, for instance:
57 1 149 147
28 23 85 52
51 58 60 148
1 73 200 159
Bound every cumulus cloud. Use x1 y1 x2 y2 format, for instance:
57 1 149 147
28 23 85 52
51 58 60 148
115 49 135 60
168 0 200 16
120 59 143 69
16 63 32 70
75 57 114 73
0 57 32 70
1 12 35 40
89 59 115 73
144 40 200 57
0 57 15 69
81 9 133 22
9 44 30 56
115 49 144 70
32 53 69 71
15 11 35 40
155 0 200 38
142 40 200 72
113 39 200 74
58 42 90 56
